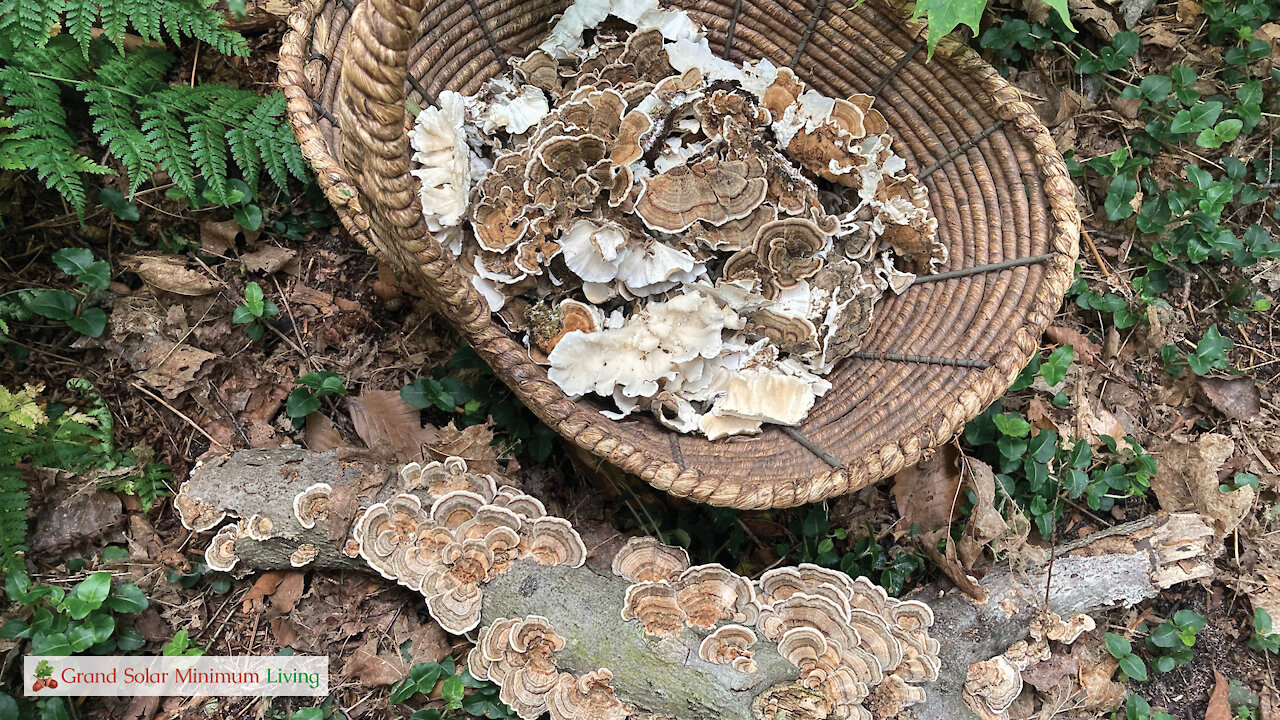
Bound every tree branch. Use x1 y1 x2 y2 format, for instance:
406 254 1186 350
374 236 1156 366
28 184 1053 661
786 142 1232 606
180 449 1216 720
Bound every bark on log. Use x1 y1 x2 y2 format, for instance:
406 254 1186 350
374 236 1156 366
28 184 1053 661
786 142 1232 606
183 449 1217 720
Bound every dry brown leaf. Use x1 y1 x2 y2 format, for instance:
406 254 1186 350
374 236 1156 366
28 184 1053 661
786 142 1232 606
291 284 335 309
242 570 307 616
124 255 220 296
199 219 255 256
1073 0 1122 38
1198 376 1261 422
1206 672 1231 720
1152 434 1253 534
1072 633 1126 710
892 444 963 535
1020 652 1080 692
958 457 1011 569
344 637 408 687
29 491 122 554
304 412 346 453
1261 684 1280 720
430 421 503 476
1045 325 1101 363
270 617 301 649
349 390 437 463
1142 25 1183 47
242 571 288 613
1176 0 1202 23
136 342 216 399
965 458 1008 544
325 469 388 545
392 615 451 666
241 246 298 274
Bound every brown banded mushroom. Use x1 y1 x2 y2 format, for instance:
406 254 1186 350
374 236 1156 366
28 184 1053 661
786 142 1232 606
547 669 633 720
698 625 758 672
621 581 686 637
469 616 567 719
962 657 1022 720
289 544 319 568
611 536 690 583
204 523 241 572
493 486 547 518
244 514 274 541
411 0 941 438
634 159 768 233
192 452 945 720
421 539 496 633
409 457 499 500
175 481 226 532
673 564 757 627
522 516 588 567
292 482 331 529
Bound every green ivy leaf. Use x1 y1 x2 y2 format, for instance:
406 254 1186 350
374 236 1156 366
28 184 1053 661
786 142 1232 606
285 389 321 421
1119 653 1148 681
107 584 149 614
23 289 78 321
67 307 107 338
1173 609 1206 632
1104 632 1132 659
116 626 146 652
82 612 116 644
60 572 112 620
992 413 1032 438
99 188 141 222
1042 345 1074 386
1150 621 1180 648
912 0 987 55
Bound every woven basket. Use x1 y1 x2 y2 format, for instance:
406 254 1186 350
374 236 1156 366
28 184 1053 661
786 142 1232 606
278 0 1080 510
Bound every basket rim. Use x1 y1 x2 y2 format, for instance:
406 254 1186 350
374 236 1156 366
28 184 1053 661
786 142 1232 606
277 0 1081 509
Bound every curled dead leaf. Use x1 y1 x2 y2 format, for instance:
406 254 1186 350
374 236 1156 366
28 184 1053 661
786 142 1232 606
1206 671 1231 720
349 390 437 463
241 246 298 274
1197 376 1261 422
1152 434 1253 535
124 254 220 296
892 445 962 535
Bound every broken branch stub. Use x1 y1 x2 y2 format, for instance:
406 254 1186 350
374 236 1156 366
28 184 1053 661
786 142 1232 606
179 449 1216 720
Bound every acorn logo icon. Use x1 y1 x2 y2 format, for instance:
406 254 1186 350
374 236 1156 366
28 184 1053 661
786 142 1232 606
32 660 56 691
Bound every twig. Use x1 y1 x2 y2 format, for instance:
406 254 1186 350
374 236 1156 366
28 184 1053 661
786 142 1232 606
130 381 227 450
1080 228 1113 279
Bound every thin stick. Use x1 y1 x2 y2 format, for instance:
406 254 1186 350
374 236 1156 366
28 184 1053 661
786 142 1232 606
131 381 226 450
1080 228 1112 279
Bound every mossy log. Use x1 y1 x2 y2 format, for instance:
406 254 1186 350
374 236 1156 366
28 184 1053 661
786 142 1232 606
184 448 1215 720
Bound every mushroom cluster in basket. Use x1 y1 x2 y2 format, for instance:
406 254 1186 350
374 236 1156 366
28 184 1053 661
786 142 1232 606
409 0 943 438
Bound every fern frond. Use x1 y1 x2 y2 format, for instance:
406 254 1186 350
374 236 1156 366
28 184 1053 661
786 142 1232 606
0 0 248 58
82 48 173 192
162 0 250 57
98 0 130 51
64 0 101 58
190 116 230 203
0 463 28 569
0 0 63 57
0 60 112 213
140 99 198 200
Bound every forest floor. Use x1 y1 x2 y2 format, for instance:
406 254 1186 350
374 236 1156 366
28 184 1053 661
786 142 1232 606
0 0 1278 719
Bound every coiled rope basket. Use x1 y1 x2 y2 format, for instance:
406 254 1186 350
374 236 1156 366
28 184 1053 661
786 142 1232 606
278 0 1080 510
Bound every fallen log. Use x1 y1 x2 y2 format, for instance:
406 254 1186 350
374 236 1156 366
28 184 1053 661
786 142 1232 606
178 448 1216 720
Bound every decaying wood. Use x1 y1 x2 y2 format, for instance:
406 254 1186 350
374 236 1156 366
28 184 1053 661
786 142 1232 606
185 449 1216 720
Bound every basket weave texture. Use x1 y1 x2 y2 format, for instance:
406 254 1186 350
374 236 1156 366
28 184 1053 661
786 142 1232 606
278 0 1080 510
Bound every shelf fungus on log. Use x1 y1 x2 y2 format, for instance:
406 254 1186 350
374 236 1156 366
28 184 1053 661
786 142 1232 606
408 0 945 438
181 448 1219 720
